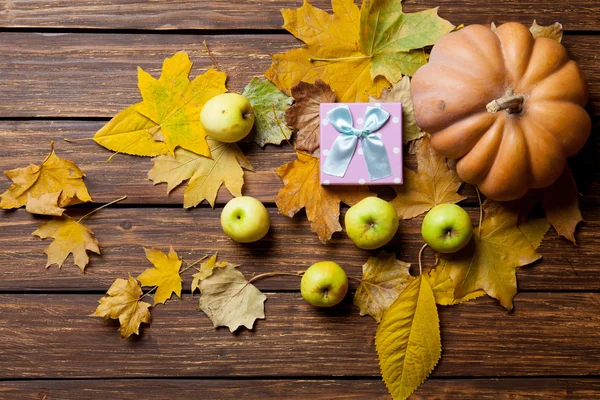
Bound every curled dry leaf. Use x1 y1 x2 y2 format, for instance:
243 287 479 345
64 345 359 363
1 142 92 212
286 79 336 153
542 167 582 244
33 215 100 272
530 20 563 42
243 77 294 147
354 251 413 322
137 247 183 305
148 138 253 208
26 191 65 216
275 151 373 243
94 51 227 158
391 137 466 219
437 200 550 310
92 276 152 339
376 276 441 400
198 265 267 332
191 254 238 294
370 76 424 145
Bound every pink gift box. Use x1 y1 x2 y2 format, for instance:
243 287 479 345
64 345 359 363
319 102 403 186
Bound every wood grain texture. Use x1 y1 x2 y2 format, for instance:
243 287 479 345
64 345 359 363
0 33 598 118
2 378 599 399
0 293 598 378
0 207 596 291
0 121 597 205
1 0 599 31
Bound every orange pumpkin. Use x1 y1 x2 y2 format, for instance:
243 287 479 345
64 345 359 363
410 22 591 201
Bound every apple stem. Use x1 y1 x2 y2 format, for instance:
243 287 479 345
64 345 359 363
247 271 305 285
76 195 127 223
418 243 429 276
474 185 483 236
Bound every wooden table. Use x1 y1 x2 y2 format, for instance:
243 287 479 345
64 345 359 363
0 1 599 398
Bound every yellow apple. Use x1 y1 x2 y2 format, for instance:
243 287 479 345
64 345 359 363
421 204 473 253
220 196 270 243
300 261 348 307
345 197 399 250
200 93 255 143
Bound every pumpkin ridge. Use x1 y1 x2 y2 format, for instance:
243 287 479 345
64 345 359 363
458 27 505 78
456 116 505 184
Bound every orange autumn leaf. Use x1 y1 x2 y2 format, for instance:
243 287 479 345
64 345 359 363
391 136 466 219
0 142 92 212
542 167 583 244
265 0 390 103
275 152 373 243
92 276 152 339
265 0 454 102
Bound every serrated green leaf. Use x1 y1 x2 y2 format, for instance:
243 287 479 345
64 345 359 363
359 0 454 82
243 78 293 147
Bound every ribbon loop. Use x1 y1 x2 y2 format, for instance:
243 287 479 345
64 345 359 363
322 104 393 181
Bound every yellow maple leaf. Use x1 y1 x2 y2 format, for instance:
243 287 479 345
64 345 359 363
137 52 227 157
148 138 253 208
0 142 92 212
266 0 390 103
376 275 441 400
266 0 454 102
391 137 466 220
93 103 169 158
437 200 550 310
92 276 152 339
275 151 373 243
354 251 413 322
137 247 183 305
33 215 100 272
191 254 238 294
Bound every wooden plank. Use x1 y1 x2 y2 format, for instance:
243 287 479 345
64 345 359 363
0 293 598 378
0 207 597 292
0 120 598 207
0 33 598 118
1 0 599 31
2 378 600 399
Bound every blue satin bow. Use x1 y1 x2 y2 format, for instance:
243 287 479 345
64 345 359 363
322 104 392 181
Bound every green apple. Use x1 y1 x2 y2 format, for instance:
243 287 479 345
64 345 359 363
344 197 399 250
421 204 473 253
220 196 270 243
301 261 348 307
200 93 255 143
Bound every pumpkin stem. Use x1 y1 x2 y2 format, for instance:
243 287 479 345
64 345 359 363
486 89 524 114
